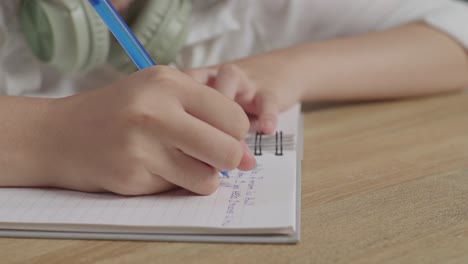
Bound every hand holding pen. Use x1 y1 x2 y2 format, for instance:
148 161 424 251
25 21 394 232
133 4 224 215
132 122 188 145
61 0 255 194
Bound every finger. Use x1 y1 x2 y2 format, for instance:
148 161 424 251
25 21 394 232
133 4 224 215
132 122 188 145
184 68 218 87
106 168 176 196
237 141 256 171
214 64 244 99
139 173 177 194
110 0 135 12
161 148 220 195
171 112 245 171
186 64 256 106
255 93 279 135
216 64 258 107
183 85 249 140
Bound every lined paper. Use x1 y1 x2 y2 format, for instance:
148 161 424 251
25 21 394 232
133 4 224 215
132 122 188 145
0 154 296 234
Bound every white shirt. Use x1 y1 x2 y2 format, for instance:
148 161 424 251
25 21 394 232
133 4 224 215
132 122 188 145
1 0 468 97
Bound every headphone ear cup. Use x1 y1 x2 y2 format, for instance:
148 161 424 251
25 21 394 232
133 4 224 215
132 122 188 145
20 0 110 73
146 0 191 65
109 0 191 73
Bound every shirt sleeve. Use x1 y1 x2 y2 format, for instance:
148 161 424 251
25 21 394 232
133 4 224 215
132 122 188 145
240 0 468 53
420 1 468 48
339 0 468 49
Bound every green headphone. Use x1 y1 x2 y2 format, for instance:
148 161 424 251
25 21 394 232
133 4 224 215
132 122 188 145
19 0 191 73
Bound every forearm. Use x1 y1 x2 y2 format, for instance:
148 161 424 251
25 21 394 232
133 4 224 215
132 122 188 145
306 22 468 101
249 22 468 102
0 96 55 186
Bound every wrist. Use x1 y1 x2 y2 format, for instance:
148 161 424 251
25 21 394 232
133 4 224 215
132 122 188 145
235 50 306 101
0 96 58 187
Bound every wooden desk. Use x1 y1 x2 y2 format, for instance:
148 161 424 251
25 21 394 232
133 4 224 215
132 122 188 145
1 93 468 264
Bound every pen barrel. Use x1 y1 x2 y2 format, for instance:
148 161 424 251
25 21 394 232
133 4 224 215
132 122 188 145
88 0 156 69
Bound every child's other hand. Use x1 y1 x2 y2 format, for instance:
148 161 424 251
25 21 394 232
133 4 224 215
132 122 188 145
110 0 135 12
46 66 255 195
185 57 305 135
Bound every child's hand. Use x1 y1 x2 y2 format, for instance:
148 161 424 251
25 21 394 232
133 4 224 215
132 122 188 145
110 0 135 12
45 66 255 195
185 57 305 135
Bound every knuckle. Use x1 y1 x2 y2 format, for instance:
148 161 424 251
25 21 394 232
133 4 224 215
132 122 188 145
143 66 181 88
143 65 172 81
142 66 189 96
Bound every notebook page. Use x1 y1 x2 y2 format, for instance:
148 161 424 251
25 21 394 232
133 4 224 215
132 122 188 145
0 106 300 235
277 104 301 135
0 154 296 234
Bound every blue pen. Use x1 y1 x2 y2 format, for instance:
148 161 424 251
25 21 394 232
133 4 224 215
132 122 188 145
88 0 229 177
88 0 155 69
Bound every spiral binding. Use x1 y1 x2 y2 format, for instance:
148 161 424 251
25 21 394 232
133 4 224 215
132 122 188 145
253 131 285 156
275 131 283 156
254 132 262 156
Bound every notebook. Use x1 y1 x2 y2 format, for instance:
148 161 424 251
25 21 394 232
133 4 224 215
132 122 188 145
0 105 302 244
